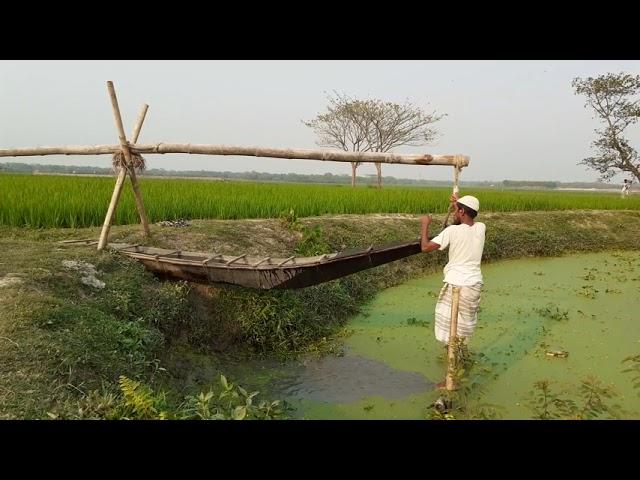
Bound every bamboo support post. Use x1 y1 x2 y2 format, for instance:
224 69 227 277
106 81 150 238
445 286 461 391
98 103 149 250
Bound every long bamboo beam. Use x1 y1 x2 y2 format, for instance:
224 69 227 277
0 144 469 167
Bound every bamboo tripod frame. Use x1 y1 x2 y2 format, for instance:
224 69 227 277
98 84 150 250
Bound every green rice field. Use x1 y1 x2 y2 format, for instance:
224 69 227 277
1 173 638 228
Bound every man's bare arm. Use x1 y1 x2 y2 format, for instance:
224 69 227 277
421 215 441 253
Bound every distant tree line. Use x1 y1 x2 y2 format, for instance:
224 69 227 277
0 162 454 186
502 180 559 189
0 162 622 190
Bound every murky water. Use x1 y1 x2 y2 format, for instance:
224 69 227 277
218 250 640 419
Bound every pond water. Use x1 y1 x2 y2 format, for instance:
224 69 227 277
218 250 640 419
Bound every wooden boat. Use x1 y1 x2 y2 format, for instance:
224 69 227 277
63 239 425 289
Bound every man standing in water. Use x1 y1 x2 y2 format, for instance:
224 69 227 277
420 193 485 387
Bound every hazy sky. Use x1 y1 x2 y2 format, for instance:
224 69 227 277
1 60 639 182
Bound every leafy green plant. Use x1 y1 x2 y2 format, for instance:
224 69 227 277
295 225 332 256
181 375 288 420
534 304 569 321
118 375 170 420
622 354 640 397
406 317 429 327
68 374 288 420
426 342 504 420
526 377 621 420
577 285 598 299
526 380 576 419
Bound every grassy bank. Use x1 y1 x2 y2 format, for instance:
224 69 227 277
1 209 639 418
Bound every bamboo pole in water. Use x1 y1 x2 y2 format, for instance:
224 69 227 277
0 144 469 167
97 103 149 250
445 286 461 391
106 81 150 237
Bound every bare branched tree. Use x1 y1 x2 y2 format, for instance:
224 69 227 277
304 92 445 187
573 72 640 184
